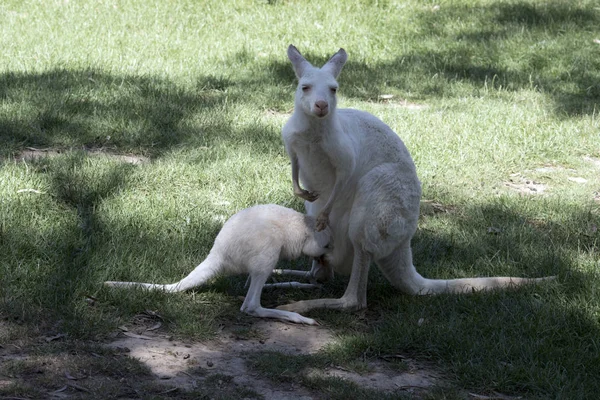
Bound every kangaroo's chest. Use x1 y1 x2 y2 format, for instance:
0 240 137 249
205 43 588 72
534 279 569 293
295 140 336 192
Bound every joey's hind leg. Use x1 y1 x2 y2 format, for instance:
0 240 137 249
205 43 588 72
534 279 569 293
271 256 333 285
241 270 317 325
245 273 321 289
263 282 322 289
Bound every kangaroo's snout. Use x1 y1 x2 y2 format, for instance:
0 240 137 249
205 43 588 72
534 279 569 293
314 100 329 117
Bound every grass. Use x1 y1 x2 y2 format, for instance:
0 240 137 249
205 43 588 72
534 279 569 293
1 0 599 398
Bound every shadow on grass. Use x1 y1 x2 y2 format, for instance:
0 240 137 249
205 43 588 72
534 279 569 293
224 196 600 397
0 68 286 160
2 151 599 397
2 1 598 163
332 196 599 397
261 1 599 116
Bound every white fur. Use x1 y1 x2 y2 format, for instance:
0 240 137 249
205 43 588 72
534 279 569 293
106 204 332 325
279 45 554 314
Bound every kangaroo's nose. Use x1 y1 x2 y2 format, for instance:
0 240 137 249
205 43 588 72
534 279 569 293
314 100 329 116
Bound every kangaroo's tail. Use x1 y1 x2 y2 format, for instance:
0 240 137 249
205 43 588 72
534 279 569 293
377 246 555 295
414 275 556 294
105 254 221 293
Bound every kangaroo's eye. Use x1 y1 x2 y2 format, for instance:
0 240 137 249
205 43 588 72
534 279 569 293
301 85 311 92
330 87 338 94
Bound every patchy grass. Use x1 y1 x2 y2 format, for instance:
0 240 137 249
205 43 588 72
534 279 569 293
1 0 599 398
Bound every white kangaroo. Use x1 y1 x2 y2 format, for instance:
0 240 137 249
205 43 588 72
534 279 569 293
105 204 332 325
278 45 554 314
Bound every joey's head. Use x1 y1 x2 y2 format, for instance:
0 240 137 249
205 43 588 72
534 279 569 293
287 45 347 119
302 223 334 258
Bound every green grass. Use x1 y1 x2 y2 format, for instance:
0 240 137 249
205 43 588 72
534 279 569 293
1 0 599 398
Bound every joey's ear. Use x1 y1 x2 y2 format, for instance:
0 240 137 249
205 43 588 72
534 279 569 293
287 45 312 79
321 48 347 78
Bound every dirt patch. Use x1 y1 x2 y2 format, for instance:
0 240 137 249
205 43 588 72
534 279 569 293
420 199 457 216
504 176 547 195
583 156 600 169
264 109 293 121
106 319 439 398
506 158 600 197
376 96 428 110
14 147 149 165
307 360 436 393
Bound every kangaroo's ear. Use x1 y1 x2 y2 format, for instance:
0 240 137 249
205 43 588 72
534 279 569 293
287 45 313 79
321 48 347 79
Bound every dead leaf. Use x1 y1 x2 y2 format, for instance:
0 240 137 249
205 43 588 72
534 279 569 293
144 309 164 320
64 370 82 380
118 326 129 332
45 333 66 342
381 354 407 360
67 382 91 393
146 322 162 331
123 332 153 340
49 385 69 397
469 392 522 399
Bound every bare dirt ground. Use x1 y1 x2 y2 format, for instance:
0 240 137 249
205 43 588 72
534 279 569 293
0 316 440 399
107 319 439 399
14 146 149 165
3 147 443 399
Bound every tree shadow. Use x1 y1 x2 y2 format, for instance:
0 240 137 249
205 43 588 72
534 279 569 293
1 154 138 335
0 68 285 161
264 1 599 116
2 141 599 397
333 196 600 396
1 2 597 162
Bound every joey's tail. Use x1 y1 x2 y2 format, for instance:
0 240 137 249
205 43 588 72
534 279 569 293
105 254 221 293
376 246 555 295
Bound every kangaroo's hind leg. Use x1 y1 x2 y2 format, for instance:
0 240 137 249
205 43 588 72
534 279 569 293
241 268 318 325
276 245 372 313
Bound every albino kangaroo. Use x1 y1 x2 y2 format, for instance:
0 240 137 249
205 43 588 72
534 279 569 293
105 204 331 325
279 45 554 314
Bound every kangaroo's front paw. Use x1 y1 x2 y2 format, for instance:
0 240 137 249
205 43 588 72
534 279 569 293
316 213 329 232
295 189 319 202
